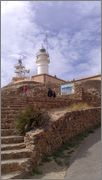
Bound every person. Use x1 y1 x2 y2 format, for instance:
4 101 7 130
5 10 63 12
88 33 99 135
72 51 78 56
53 91 56 98
52 89 56 98
47 88 53 97
23 85 28 96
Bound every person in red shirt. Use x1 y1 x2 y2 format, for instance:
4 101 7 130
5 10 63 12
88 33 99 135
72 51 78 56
23 85 28 95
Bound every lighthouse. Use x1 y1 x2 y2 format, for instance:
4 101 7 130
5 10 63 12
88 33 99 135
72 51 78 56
36 46 50 75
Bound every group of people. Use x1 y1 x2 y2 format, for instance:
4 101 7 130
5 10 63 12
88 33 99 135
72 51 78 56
18 85 29 96
18 85 56 98
47 88 56 98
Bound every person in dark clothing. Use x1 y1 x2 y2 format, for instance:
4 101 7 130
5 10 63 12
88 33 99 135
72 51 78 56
47 88 53 97
53 91 56 98
52 88 56 98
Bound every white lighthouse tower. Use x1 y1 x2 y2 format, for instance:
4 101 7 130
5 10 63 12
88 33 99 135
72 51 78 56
36 46 50 75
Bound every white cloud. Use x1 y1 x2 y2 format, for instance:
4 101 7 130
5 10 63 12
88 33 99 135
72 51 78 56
1 1 27 15
88 48 101 73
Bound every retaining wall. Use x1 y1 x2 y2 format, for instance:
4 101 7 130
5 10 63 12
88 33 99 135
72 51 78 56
24 107 101 170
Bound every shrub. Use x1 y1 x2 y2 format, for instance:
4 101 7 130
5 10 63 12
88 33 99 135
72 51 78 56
15 106 50 135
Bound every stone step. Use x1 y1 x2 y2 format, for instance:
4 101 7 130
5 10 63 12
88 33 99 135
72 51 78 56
1 105 24 108
1 102 26 104
4 108 21 111
1 114 18 118
1 108 24 111
1 112 19 116
1 158 30 174
1 107 20 111
2 102 68 106
1 123 15 129
1 113 19 118
1 136 24 144
1 119 15 124
1 113 18 116
1 171 22 179
1 103 27 105
1 143 26 151
1 171 31 180
1 107 25 111
1 103 26 105
1 129 17 136
1 170 30 179
1 148 31 160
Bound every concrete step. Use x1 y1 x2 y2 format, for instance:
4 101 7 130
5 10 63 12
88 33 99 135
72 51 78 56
1 136 24 144
1 129 17 136
1 148 31 160
1 158 30 174
1 143 26 151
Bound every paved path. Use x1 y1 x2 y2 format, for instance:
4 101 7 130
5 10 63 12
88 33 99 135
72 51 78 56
29 128 101 179
64 128 101 180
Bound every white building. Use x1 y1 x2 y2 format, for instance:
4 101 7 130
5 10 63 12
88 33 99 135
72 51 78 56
36 46 50 75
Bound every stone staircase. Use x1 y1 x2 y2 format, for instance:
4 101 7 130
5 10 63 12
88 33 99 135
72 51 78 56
1 94 64 179
1 136 32 179
1 92 34 179
1 89 81 179
1 104 32 179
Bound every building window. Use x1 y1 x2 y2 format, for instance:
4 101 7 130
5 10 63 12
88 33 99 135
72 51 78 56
61 83 74 95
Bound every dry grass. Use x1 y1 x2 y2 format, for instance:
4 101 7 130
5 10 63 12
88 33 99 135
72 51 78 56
67 102 92 111
49 102 92 121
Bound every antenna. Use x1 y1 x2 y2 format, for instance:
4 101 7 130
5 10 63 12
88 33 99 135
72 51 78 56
14 57 30 78
43 33 49 52
41 43 44 49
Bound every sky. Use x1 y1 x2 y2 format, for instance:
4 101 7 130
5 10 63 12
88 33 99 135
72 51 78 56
1 1 101 87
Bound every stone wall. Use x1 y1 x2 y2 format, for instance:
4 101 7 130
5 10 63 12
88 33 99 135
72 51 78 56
82 91 101 107
74 83 84 100
1 85 82 110
74 80 101 106
24 107 101 169
2 94 82 110
2 82 60 97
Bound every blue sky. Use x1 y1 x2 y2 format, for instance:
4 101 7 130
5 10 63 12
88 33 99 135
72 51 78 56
1 1 101 87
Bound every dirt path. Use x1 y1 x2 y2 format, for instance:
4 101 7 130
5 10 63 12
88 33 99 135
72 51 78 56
48 103 91 121
49 108 67 121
